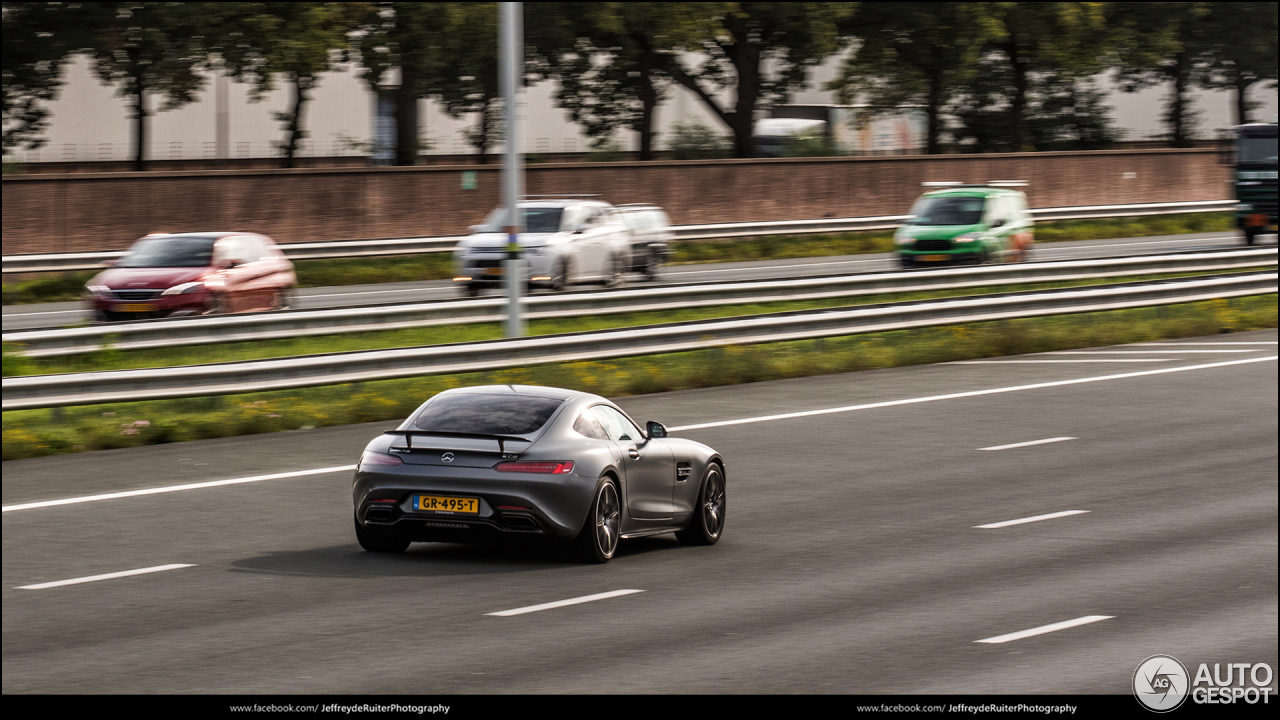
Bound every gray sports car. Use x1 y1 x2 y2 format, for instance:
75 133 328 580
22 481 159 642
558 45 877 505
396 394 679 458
352 384 726 562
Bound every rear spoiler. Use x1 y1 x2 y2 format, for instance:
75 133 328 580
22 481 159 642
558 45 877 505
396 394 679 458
383 430 531 454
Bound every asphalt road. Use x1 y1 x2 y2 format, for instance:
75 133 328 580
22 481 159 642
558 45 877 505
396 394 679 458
3 329 1275 694
4 230 1269 332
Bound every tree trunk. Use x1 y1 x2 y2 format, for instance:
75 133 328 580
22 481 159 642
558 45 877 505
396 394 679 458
637 49 657 161
282 76 312 169
1235 74 1253 126
925 67 943 155
1004 39 1030 152
132 78 147 172
728 43 760 159
475 100 491 165
1168 52 1191 147
395 63 419 166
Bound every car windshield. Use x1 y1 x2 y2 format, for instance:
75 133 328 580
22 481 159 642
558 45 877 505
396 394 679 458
478 207 565 234
118 236 216 268
908 196 987 226
413 393 564 436
1238 136 1278 164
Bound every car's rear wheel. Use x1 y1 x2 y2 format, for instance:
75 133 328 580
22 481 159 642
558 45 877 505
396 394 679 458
354 515 410 553
602 253 622 288
551 257 571 292
643 251 662 281
574 478 620 563
676 465 725 546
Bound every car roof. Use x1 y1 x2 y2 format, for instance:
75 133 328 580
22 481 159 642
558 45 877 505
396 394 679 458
137 231 267 241
440 384 599 402
922 187 1023 198
516 200 612 209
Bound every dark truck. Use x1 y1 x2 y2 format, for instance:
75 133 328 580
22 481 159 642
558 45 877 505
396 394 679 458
1231 122 1278 245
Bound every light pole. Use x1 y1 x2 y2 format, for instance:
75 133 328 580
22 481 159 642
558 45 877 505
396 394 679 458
500 2 525 338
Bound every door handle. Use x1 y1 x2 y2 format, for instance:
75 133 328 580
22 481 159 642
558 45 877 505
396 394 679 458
628 448 640 460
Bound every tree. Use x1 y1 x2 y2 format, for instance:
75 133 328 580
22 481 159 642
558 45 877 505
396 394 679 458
826 3 999 154
83 2 211 170
355 1 449 165
2 1 95 154
210 2 365 168
418 3 503 164
1200 2 1278 126
1112 2 1213 147
531 2 724 160
659 2 854 158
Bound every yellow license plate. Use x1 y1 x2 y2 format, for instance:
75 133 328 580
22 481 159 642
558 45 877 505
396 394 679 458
919 255 950 262
483 267 504 275
414 495 479 514
114 303 157 312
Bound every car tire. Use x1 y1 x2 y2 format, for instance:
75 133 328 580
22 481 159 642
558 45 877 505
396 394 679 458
551 257 571 292
271 287 293 311
675 464 725 546
203 293 226 315
1244 228 1257 246
354 514 410 553
573 477 621 563
462 283 482 298
643 251 662 281
602 253 622 288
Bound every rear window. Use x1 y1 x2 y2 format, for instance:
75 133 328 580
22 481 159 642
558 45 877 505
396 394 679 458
119 236 216 268
413 393 564 436
908 196 986 226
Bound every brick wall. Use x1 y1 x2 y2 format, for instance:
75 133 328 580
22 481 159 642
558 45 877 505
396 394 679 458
1 148 1230 255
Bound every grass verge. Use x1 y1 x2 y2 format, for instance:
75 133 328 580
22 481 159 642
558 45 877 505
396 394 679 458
2 270 1238 376
3 294 1273 461
2 212 1237 305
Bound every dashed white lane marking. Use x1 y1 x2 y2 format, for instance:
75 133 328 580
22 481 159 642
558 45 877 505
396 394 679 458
952 359 1171 363
669 356 1277 432
17 564 195 590
1 465 356 513
486 589 645 617
974 510 1090 529
974 615 1114 644
1046 349 1258 354
979 437 1077 451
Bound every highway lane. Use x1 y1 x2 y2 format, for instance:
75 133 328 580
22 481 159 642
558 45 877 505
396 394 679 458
2 330 1275 693
3 230 1268 332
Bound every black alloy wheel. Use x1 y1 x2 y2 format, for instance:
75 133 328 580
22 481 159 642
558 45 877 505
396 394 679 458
574 478 621 563
354 514 410 553
676 465 725 546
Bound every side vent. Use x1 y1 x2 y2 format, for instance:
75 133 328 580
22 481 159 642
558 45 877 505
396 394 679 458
676 462 692 481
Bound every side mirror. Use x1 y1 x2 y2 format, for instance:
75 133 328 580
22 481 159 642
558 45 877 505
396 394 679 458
646 421 667 438
101 258 118 267
571 224 586 234
468 225 482 234
990 218 1005 228
214 258 234 270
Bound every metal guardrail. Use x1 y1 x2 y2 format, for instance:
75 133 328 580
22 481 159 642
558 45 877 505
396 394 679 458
3 272 1274 411
1 199 1237 273
6 248 1275 358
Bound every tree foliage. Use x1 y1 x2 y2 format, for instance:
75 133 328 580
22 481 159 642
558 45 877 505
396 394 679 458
2 1 95 152
1199 2 1278 126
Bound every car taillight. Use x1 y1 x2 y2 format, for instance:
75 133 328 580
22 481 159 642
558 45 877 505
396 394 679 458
496 461 574 474
360 451 403 467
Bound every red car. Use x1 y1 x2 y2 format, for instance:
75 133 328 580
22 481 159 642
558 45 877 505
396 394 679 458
85 232 297 322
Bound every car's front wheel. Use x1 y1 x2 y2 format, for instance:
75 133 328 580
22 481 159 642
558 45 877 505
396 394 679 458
643 251 662 281
602 253 623 288
574 478 621 563
676 464 725 546
551 257 571 292
355 515 410 553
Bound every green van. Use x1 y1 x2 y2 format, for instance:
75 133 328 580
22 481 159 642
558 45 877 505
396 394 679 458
895 182 1034 268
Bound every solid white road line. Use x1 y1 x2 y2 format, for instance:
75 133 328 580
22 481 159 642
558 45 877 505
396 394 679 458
979 437 1077 451
974 510 1090 529
974 615 1114 644
16 563 195 590
485 589 644 617
952 359 1171 364
1045 349 1258 354
1 465 356 513
1131 341 1278 346
669 356 1277 432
